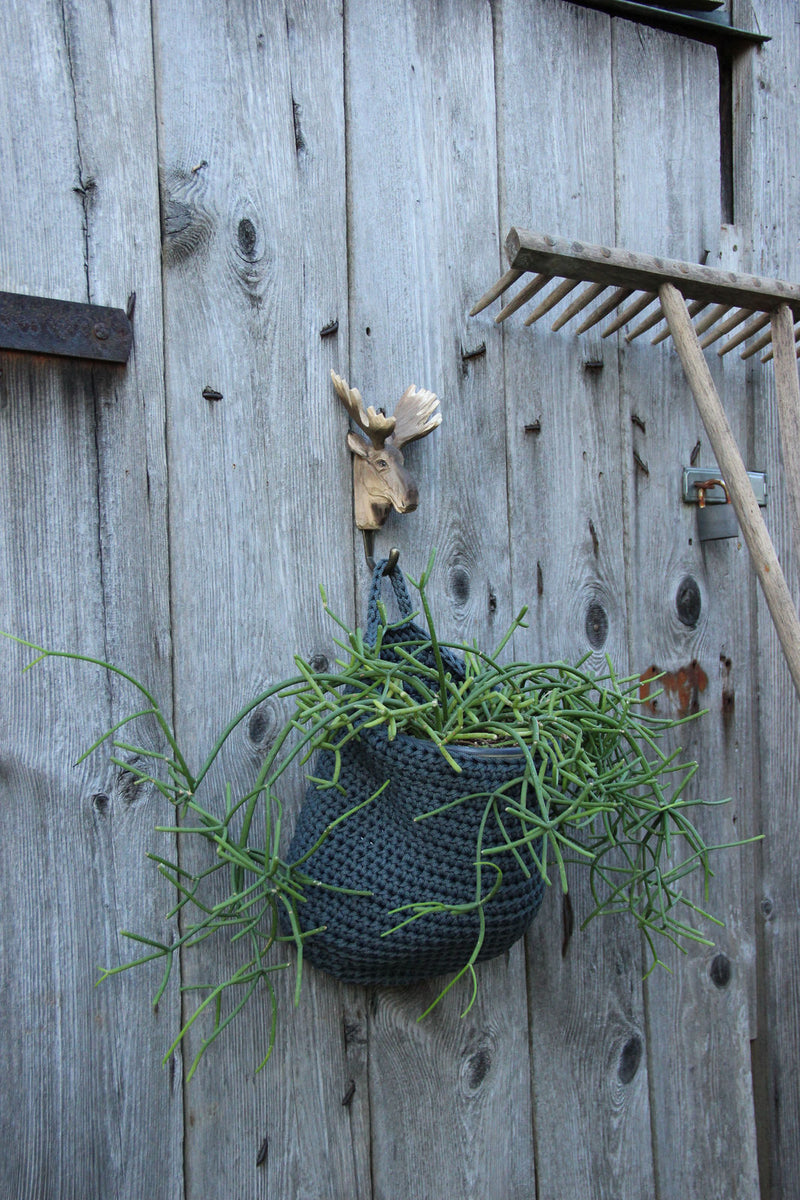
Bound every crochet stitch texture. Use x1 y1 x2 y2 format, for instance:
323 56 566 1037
282 561 545 987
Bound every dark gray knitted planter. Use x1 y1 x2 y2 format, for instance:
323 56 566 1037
281 560 545 988
284 718 544 988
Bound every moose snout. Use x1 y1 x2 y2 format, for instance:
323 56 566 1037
394 482 419 513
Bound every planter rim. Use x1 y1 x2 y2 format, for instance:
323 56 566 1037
361 723 528 762
410 735 526 762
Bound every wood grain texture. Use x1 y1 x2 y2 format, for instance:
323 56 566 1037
0 2 181 1199
743 4 800 1195
495 3 656 1197
153 1 363 1197
770 304 800 557
4 2 800 1196
613 19 760 1199
346 2 536 1196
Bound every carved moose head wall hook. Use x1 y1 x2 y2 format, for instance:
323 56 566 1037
331 370 441 565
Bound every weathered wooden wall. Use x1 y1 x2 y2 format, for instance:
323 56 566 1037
1 1 797 1197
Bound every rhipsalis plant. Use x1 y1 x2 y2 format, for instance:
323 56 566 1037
4 551 755 1077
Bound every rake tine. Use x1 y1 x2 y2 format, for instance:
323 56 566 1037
470 268 525 316
625 305 665 341
741 327 775 360
523 278 580 326
494 274 551 323
692 303 732 337
574 287 635 334
601 292 656 338
699 307 754 349
473 230 800 372
551 282 607 331
717 311 770 356
652 300 707 345
623 295 666 338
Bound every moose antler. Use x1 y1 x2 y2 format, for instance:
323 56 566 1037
331 371 396 447
389 384 442 448
332 369 441 532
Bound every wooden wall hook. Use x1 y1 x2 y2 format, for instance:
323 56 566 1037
331 369 441 534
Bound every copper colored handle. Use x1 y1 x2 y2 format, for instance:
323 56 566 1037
694 478 730 508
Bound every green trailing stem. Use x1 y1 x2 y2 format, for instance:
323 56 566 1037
2 554 758 1073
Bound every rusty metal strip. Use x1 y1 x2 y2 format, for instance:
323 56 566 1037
0 291 132 363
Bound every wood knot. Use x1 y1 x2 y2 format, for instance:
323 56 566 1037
618 1035 643 1084
248 702 280 749
162 174 214 266
462 1044 492 1092
675 576 701 628
449 566 471 606
237 218 258 260
585 601 608 650
710 954 732 989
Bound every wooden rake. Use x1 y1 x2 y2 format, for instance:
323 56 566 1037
472 229 800 700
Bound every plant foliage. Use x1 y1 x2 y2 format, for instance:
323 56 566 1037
4 552 754 1077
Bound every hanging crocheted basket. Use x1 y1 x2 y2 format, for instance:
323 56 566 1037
282 562 545 988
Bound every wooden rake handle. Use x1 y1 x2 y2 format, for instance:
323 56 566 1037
660 283 800 701
771 305 800 555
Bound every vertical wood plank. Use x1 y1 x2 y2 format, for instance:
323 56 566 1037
153 1 363 1196
741 4 800 1195
495 3 656 1197
613 18 760 1199
346 2 536 1196
0 2 181 1198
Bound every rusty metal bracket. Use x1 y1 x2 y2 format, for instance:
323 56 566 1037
0 291 132 363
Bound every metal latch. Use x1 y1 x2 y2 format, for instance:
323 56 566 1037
0 291 132 363
682 466 767 542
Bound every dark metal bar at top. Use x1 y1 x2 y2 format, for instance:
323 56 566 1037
0 291 133 363
504 230 800 321
565 1 768 44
